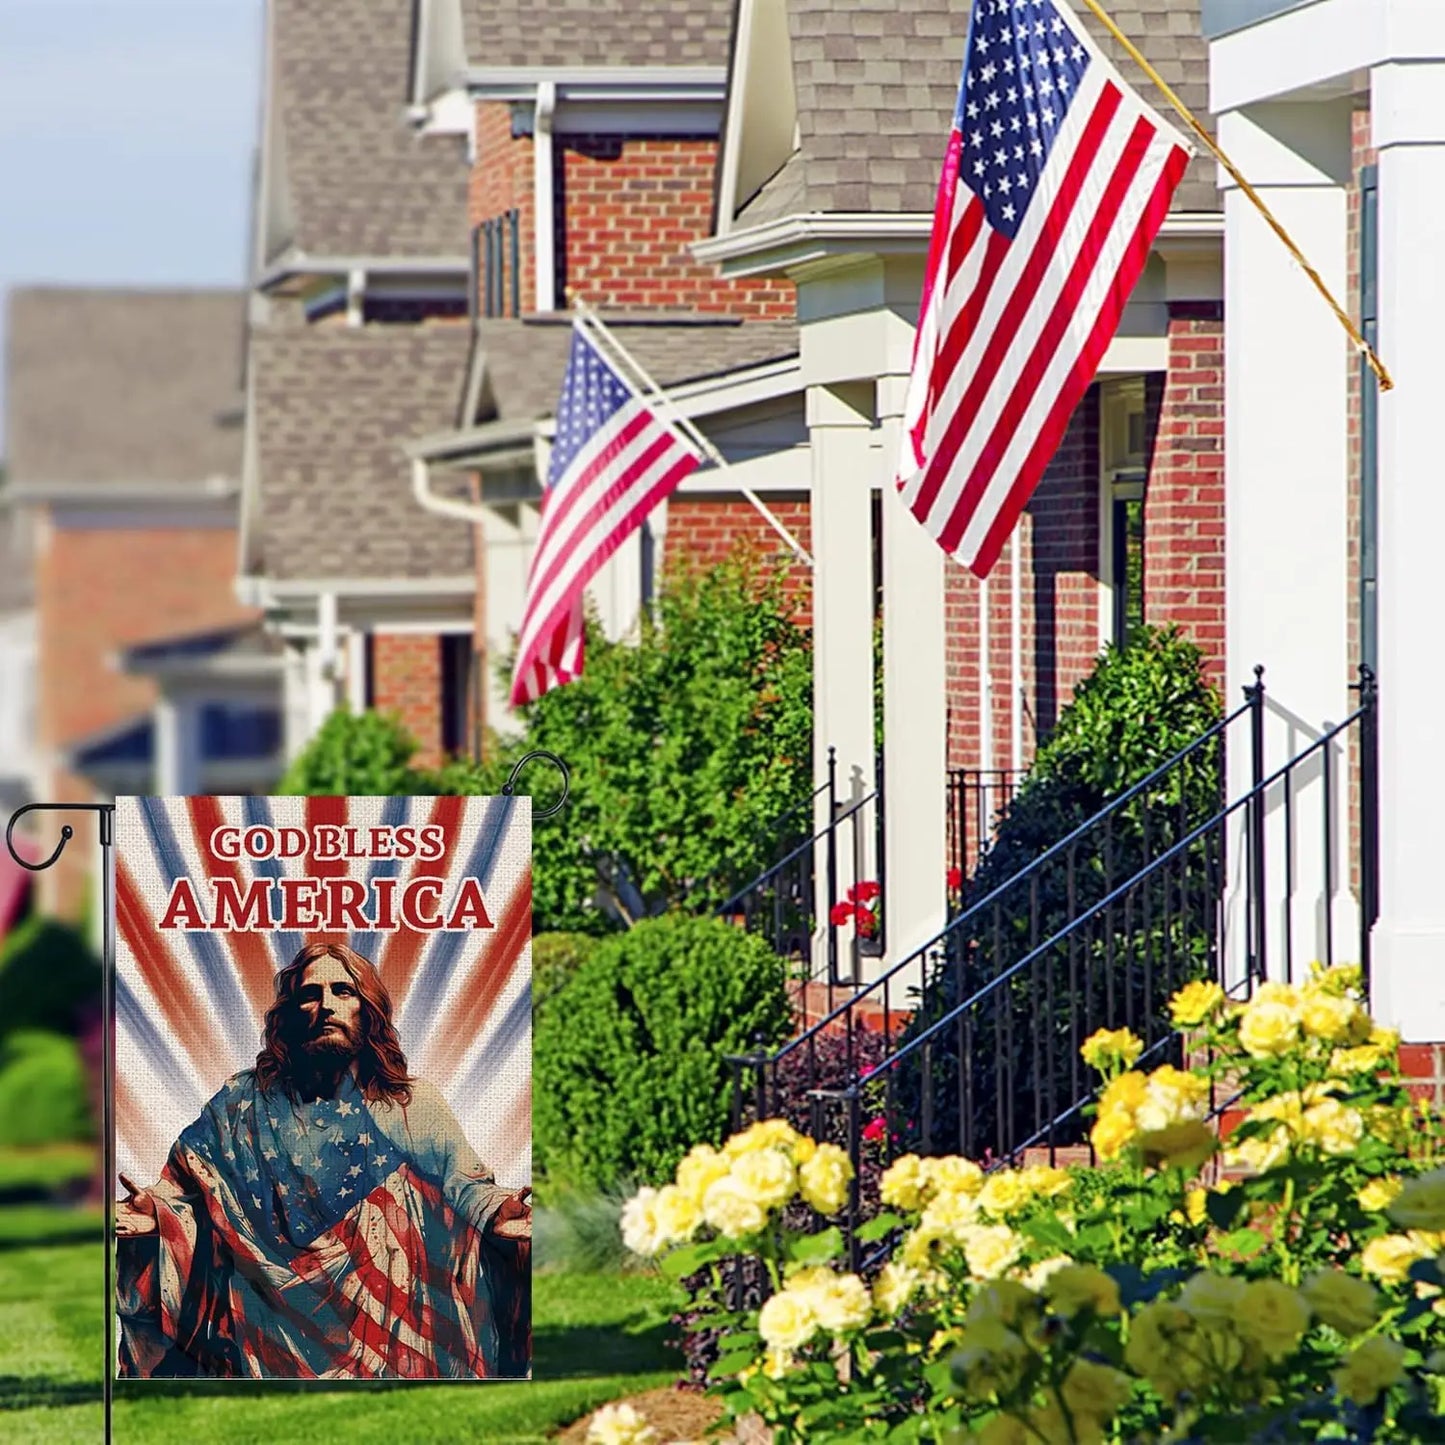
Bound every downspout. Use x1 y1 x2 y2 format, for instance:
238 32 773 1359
533 81 558 312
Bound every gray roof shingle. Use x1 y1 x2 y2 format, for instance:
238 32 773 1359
463 0 736 69
737 0 1216 224
271 0 469 261
4 288 246 488
467 315 800 425
250 323 476 581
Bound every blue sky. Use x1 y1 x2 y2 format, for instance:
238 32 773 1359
0 0 262 454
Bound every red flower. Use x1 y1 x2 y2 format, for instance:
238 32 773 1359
830 901 857 927
862 1116 887 1143
947 865 963 891
857 911 878 940
849 880 881 905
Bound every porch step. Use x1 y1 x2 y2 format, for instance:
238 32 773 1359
793 980 914 1037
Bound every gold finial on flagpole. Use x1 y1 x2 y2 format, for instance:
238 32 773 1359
1076 0 1393 391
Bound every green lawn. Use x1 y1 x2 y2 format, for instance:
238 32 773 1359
0 1206 683 1444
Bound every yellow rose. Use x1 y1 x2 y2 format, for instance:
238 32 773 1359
1359 1176 1403 1212
880 1154 930 1212
1333 1336 1407 1406
1178 1270 1248 1323
1061 1358 1133 1420
724 1118 802 1159
1185 1188 1208 1226
1099 1070 1148 1115
977 1170 1031 1217
1170 978 1226 1027
1124 1300 1199 1402
1238 1279 1310 1362
977 1415 1032 1445
949 1318 1030 1400
1301 991 1361 1043
675 1144 730 1207
803 1271 872 1334
873 1260 923 1317
1360 1231 1440 1284
701 1177 768 1239
757 1289 819 1351
899 1224 939 1269
1302 1269 1379 1336
729 1147 797 1210
1223 1131 1290 1176
1081 1026 1144 1072
1388 1168 1445 1232
1135 1065 1210 1132
620 1186 665 1257
1021 1255 1074 1293
1045 1264 1122 1319
1331 1043 1389 1076
920 1186 981 1242
1017 1163 1071 1200
1308 961 1364 998
797 1143 853 1216
1138 1118 1217 1173
652 1183 700 1246
1301 1098 1365 1156
1370 1024 1401 1055
967 1279 1038 1328
1238 1000 1301 1058
963 1223 1025 1280
761 1346 793 1380
924 1155 985 1197
1251 980 1303 1012
1090 1106 1138 1161
586 1402 658 1445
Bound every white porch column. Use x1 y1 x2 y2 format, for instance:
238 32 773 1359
1368 59 1445 1039
154 693 202 795
878 369 947 984
1220 100 1357 990
807 382 876 982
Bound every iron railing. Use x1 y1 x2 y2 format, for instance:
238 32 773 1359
728 666 1379 1265
948 766 1024 897
716 747 883 1019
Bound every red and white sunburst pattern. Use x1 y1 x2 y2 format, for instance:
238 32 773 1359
113 795 531 1198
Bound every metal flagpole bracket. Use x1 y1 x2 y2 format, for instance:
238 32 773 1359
501 749 571 820
5 801 117 1443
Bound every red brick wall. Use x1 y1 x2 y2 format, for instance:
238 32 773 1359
471 103 537 316
556 135 793 317
664 498 813 626
371 633 445 769
944 389 1099 772
1142 303 1226 691
36 520 254 915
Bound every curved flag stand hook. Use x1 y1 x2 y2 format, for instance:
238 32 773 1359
5 802 117 1442
501 749 571 820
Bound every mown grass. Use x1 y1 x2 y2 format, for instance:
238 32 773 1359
0 1204 682 1443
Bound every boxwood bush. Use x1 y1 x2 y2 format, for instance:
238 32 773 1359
0 1030 93 1147
534 913 793 1193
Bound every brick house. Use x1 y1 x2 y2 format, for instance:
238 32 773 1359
3 287 281 912
239 0 478 769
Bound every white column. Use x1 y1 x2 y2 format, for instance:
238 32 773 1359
807 382 876 982
154 693 202 795
1369 60 1445 1039
878 371 947 986
1220 101 1357 990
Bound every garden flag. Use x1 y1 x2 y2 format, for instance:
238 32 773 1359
510 316 702 707
898 0 1192 577
112 795 533 1380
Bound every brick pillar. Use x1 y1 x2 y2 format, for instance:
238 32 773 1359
371 634 444 769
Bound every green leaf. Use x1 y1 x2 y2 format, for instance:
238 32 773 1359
658 1240 718 1280
856 1212 906 1243
1021 1215 1075 1253
1217 1227 1268 1261
787 1227 844 1264
1205 1186 1246 1232
710 1348 762 1379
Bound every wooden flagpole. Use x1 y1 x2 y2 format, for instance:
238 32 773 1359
1077 0 1393 391
570 298 815 567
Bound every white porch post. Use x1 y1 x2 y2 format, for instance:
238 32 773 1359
1220 100 1357 990
155 693 202 795
878 366 947 985
1368 58 1445 1040
807 382 876 981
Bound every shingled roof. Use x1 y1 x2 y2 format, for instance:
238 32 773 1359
4 288 245 489
464 315 800 426
270 0 468 260
462 0 736 69
735 0 1216 226
249 323 476 582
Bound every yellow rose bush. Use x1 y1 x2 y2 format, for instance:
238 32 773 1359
628 965 1445 1440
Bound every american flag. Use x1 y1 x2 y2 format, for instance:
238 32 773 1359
898 0 1191 577
510 319 702 706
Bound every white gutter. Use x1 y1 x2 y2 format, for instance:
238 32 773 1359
534 81 558 312
256 255 470 290
465 65 725 97
7 477 239 503
412 456 490 527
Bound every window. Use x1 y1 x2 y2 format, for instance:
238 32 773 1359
1110 472 1146 649
1099 378 1150 651
440 635 475 759
199 702 282 760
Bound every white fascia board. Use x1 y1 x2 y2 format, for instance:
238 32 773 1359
667 356 804 418
1207 0 1445 111
676 448 809 497
257 255 470 290
465 65 725 99
260 576 476 601
11 479 239 505
693 211 1223 277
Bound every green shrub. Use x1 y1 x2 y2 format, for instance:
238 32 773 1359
277 709 432 796
534 914 793 1192
533 1181 643 1276
0 1031 93 1146
0 917 101 1041
532 931 599 1017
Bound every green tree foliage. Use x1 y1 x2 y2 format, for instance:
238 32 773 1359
0 916 101 1040
898 626 1224 1154
277 709 430 796
533 914 793 1192
531 931 598 1019
442 551 813 934
0 1030 92 1146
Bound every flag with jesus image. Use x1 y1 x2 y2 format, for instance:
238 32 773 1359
509 317 702 706
898 0 1192 578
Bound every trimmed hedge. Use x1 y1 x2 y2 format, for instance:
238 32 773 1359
0 1030 93 1147
534 914 793 1193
